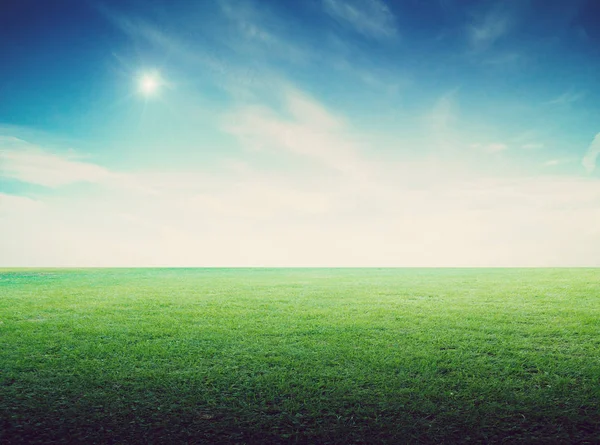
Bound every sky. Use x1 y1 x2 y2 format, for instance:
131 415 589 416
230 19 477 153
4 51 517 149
1 0 600 267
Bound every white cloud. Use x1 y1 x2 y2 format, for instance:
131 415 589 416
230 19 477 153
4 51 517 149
2 86 600 267
0 193 44 216
285 89 345 131
0 137 111 187
583 133 600 173
522 143 544 150
542 158 577 168
485 143 508 153
222 87 369 180
2 160 600 266
470 142 509 154
323 0 397 39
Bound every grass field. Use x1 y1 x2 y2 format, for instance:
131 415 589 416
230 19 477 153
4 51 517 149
1 268 599 444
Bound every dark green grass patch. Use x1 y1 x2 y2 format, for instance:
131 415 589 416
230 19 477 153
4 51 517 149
1 268 599 444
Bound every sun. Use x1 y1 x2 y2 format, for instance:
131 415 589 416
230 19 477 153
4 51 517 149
138 72 162 97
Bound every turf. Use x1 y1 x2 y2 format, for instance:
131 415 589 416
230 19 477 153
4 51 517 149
1 268 599 444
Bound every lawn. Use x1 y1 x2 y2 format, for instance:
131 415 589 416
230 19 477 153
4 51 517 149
1 268 599 444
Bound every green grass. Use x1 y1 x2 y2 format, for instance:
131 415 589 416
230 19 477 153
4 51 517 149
1 268 599 444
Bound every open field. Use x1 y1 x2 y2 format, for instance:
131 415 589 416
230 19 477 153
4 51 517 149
1 268 599 444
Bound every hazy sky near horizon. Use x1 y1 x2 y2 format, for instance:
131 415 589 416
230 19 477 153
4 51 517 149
1 0 600 266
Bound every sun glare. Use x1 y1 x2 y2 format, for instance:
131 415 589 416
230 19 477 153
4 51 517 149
138 72 162 97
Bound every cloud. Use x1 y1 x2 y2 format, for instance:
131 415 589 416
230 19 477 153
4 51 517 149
2 134 600 267
541 158 577 168
482 52 525 67
470 142 508 154
322 0 397 39
2 81 600 267
285 89 345 130
0 137 111 187
0 193 44 216
2 156 600 266
485 143 508 153
522 143 544 150
219 0 312 65
468 8 511 50
222 87 369 179
424 90 462 153
547 89 587 105
426 90 459 133
582 133 600 173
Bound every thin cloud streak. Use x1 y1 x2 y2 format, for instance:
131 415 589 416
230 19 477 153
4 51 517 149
485 143 508 153
322 0 397 39
582 133 600 173
467 5 512 51
547 89 587 105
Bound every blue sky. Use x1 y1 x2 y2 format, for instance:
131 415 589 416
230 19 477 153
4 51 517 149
1 0 599 266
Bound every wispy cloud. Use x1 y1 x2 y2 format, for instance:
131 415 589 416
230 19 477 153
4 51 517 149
327 41 406 95
322 0 397 39
219 0 311 65
582 133 600 173
223 87 368 180
470 142 509 154
426 90 459 133
96 2 269 96
543 158 576 167
468 7 511 51
482 52 524 67
547 89 587 105
99 0 402 98
485 143 508 153
0 137 111 187
522 143 544 150
424 89 462 153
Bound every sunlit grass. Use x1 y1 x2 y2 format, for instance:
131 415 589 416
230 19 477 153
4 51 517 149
1 268 599 444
